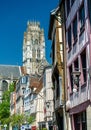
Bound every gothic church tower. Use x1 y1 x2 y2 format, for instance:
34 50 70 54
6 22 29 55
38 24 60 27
23 21 48 74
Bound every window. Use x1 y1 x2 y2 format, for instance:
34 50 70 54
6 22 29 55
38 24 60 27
74 58 79 70
71 0 75 6
35 39 38 45
79 3 85 32
55 71 60 99
37 49 40 58
21 76 28 84
67 0 70 16
32 48 36 58
68 26 72 50
31 36 33 44
81 112 87 130
88 0 91 24
73 16 77 41
74 114 80 130
2 80 8 91
69 65 73 91
74 111 87 130
74 58 80 87
80 49 87 82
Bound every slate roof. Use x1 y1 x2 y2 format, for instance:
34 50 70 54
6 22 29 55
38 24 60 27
0 65 21 80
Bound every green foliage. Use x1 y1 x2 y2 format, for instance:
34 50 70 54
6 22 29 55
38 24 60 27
25 115 35 124
41 128 47 130
0 82 15 125
9 82 15 92
10 114 25 127
10 114 35 128
0 81 35 129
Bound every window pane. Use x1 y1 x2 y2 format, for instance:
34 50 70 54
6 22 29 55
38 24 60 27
81 111 87 130
88 0 91 24
71 0 75 6
69 65 73 91
68 26 72 49
79 3 85 31
73 16 77 40
67 0 70 16
80 49 87 82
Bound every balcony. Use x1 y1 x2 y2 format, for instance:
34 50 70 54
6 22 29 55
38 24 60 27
70 83 88 108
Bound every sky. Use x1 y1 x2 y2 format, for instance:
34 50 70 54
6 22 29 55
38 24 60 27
0 0 59 66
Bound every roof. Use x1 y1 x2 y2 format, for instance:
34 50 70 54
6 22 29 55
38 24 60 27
30 75 43 93
48 7 60 40
48 0 64 39
0 65 21 80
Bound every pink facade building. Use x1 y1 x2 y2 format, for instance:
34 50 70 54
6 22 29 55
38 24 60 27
66 0 91 130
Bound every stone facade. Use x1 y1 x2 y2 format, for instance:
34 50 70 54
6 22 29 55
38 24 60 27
23 21 46 75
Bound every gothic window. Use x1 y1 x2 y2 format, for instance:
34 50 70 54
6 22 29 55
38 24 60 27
37 49 40 58
35 39 38 45
31 36 33 44
32 48 36 58
2 80 8 91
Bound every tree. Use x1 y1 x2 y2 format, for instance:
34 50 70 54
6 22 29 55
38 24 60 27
10 114 25 129
0 82 15 125
0 82 35 129
10 114 35 129
25 115 35 124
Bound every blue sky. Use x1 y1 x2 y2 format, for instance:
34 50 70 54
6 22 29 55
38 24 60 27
0 0 59 66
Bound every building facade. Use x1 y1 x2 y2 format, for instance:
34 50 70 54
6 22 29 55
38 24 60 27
43 66 54 130
48 1 67 129
48 0 91 130
29 74 45 130
65 0 91 130
0 65 21 103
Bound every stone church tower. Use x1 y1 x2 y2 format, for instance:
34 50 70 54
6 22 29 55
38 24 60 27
23 21 48 75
